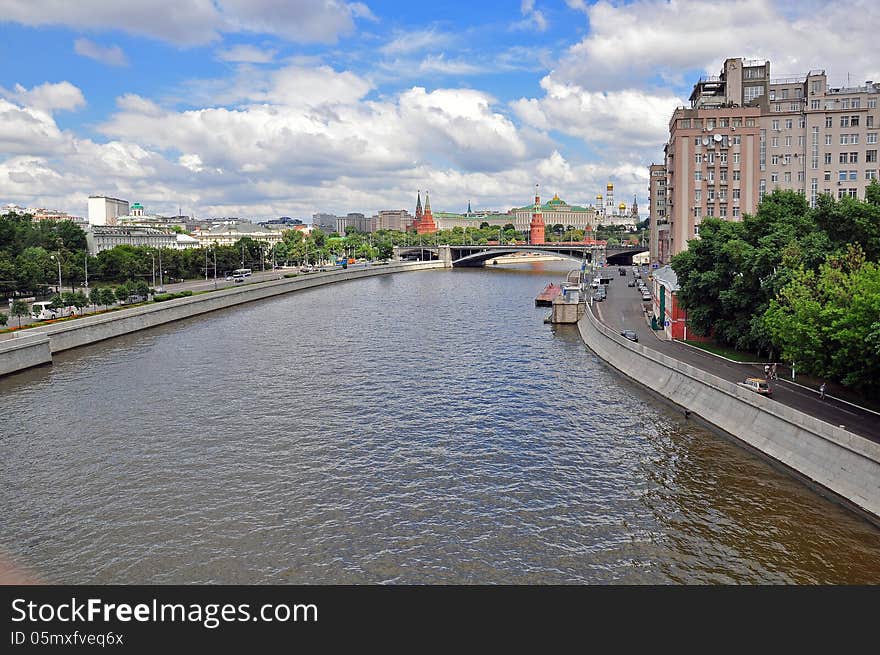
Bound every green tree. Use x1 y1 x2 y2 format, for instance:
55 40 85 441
764 245 880 391
90 286 103 309
10 299 29 327
99 287 117 308
0 312 7 327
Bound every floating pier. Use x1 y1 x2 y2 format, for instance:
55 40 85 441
535 283 562 307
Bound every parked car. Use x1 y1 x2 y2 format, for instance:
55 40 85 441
627 280 636 287
618 268 627 276
641 292 651 301
738 377 772 396
592 292 605 302
621 330 638 342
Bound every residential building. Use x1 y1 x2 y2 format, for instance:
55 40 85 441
651 57 880 264
648 164 668 264
193 222 284 248
312 213 340 233
374 209 413 231
88 195 130 226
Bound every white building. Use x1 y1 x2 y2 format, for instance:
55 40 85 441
88 196 130 226
194 222 284 247
175 233 200 250
85 226 177 255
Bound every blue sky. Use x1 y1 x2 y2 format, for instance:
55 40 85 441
0 0 877 219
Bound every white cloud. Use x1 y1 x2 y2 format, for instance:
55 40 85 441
0 0 373 46
2 81 86 114
512 0 548 32
380 28 451 55
73 38 128 66
417 54 484 76
217 44 277 64
552 0 880 90
512 78 684 150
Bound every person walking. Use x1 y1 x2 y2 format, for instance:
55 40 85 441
764 364 770 379
771 363 778 380
819 382 826 400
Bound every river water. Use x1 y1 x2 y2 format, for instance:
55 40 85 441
1 262 878 584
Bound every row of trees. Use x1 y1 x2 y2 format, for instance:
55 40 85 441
671 181 880 392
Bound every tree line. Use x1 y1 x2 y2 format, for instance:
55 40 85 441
671 180 880 393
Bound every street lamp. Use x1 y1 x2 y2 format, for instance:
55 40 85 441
50 254 62 296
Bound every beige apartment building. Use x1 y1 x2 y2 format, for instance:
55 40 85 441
650 57 880 264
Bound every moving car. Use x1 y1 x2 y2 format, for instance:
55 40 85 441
627 280 636 287
233 275 245 284
738 377 772 396
621 329 638 342
641 292 651 301
591 292 605 302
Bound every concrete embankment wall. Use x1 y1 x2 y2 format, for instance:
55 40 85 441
1 261 445 374
578 308 880 521
0 332 52 376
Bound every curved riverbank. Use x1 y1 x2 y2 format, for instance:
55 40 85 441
0 261 446 377
577 306 880 523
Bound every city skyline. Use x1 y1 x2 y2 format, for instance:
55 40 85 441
1 0 878 219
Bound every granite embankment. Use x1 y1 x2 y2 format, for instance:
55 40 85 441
578 307 880 522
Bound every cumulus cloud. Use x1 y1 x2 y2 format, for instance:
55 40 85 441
73 38 128 66
512 0 548 32
0 0 373 46
552 0 880 90
2 81 86 114
512 78 684 150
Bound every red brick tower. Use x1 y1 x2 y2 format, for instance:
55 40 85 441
411 190 423 231
529 184 545 245
416 191 437 234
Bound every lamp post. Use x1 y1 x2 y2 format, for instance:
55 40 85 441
50 254 62 296
151 252 156 287
213 248 217 290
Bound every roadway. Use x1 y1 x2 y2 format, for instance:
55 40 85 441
589 266 880 443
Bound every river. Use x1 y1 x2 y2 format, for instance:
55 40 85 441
1 262 878 583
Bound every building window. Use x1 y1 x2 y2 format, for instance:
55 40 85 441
798 171 805 182
799 117 806 128
680 118 691 128
719 207 727 217
719 118 728 127
840 153 848 164
694 137 701 146
811 80 821 94
706 119 715 130
867 150 878 163
869 98 877 109
825 116 833 128
707 152 715 164
851 115 860 126
784 171 792 182
824 153 832 164
733 170 741 181
840 134 850 145
785 136 792 147
772 155 780 165
785 119 793 129
733 152 740 164
720 169 728 181
784 154 792 164
746 118 756 127
694 171 702 181
841 116 851 127
745 86 764 102
720 152 728 164
824 170 831 181
798 136 805 146
852 99 860 109
759 179 766 200
695 154 702 164
707 170 715 183
771 172 779 182
849 188 858 198
732 135 741 145
772 119 780 130
850 152 859 163
867 133 878 144
775 103 782 112
790 103 799 111
866 170 877 180
694 189 701 201
771 137 779 147
708 189 715 201
852 133 859 144
811 100 820 110
693 207 701 217
825 134 832 145
733 118 742 127
850 170 858 180
841 99 850 109
733 188 741 199
810 178 818 208
839 170 847 181
869 116 875 128
733 207 740 217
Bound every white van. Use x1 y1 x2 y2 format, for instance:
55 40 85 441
31 301 74 320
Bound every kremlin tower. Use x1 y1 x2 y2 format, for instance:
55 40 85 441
416 191 437 234
529 184 545 245
411 190 423 231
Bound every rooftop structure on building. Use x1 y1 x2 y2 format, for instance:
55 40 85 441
88 195 130 226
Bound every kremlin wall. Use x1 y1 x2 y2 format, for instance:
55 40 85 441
409 184 641 235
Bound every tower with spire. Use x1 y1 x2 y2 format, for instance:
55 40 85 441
416 191 437 234
529 184 546 245
411 190 423 231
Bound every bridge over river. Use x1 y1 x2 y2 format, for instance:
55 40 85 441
392 243 648 267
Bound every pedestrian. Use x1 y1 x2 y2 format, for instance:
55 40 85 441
819 382 826 400
771 363 778 380
764 364 770 379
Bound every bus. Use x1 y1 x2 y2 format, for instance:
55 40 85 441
31 301 75 321
232 268 252 277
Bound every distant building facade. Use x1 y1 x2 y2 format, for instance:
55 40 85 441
85 226 177 255
88 196 130 226
194 222 284 247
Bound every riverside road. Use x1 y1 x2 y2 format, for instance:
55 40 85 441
592 269 880 443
